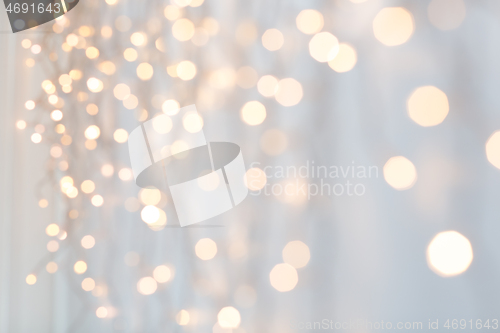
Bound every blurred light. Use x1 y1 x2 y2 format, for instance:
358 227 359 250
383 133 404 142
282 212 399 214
176 61 197 80
38 199 49 208
183 113 204 133
176 310 190 325
137 63 154 80
486 131 500 169
16 120 26 129
131 32 147 46
69 210 79 219
235 20 257 46
25 59 35 67
162 99 180 115
101 164 114 177
141 205 160 224
114 83 131 100
309 32 339 62
85 125 100 140
101 26 113 38
58 160 68 171
22 39 32 48
164 5 182 21
172 18 195 41
87 103 99 115
82 277 96 291
58 231 67 240
51 110 63 121
296 9 324 34
257 75 279 97
427 231 473 277
373 7 414 46
202 17 219 36
74 260 87 274
91 195 104 207
236 66 258 89
31 45 41 54
245 168 267 191
218 307 241 328
123 94 139 109
153 115 173 134
139 188 161 205
69 69 82 80
98 61 116 75
85 140 97 150
55 124 65 133
26 274 36 285
46 223 60 236
113 129 129 143
260 129 288 156
270 263 298 292
197 172 219 191
262 28 284 51
383 156 417 190
59 74 72 86
282 241 310 268
50 145 62 158
81 180 95 193
124 48 138 62
275 78 303 107
240 101 266 126
119 168 133 181
81 235 96 249
209 67 236 90
85 46 99 59
61 134 72 145
428 0 466 31
328 43 357 73
189 0 204 6
195 238 217 260
407 86 449 127
137 277 157 295
47 240 59 252
96 307 108 318
25 100 35 110
48 95 59 105
153 265 172 283
171 140 189 156
87 78 103 93
46 262 58 274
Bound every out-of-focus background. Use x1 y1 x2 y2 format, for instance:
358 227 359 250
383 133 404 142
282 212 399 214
2 0 500 332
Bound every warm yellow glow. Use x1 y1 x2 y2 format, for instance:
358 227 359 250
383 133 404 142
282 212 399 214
22 39 32 49
260 129 288 155
427 231 473 277
85 125 101 140
257 75 279 97
162 99 180 115
282 241 310 268
113 129 129 143
148 208 167 231
269 263 298 292
26 58 35 68
189 0 204 6
137 63 154 80
82 277 95 291
16 120 27 129
50 146 62 158
113 83 131 100
151 116 172 136
209 67 236 89
81 180 96 194
47 240 59 252
66 186 79 199
39 199 49 208
141 205 160 224
183 112 204 133
81 235 96 249
137 276 157 295
217 307 241 329
91 194 104 207
175 309 189 325
86 103 99 115
85 140 97 150
66 33 78 46
46 223 60 237
87 77 103 93
202 17 219 35
101 164 114 177
240 101 266 126
176 61 197 80
26 274 37 285
373 7 414 46
172 18 195 41
197 172 220 191
98 61 116 75
61 134 72 145
262 28 284 51
25 100 35 110
123 94 139 110
164 5 182 21
235 20 257 46
69 69 83 80
486 131 500 169
51 110 63 121
118 168 133 181
428 0 466 31
139 188 162 205
170 140 189 156
46 262 58 274
48 95 58 105
101 26 113 38
383 156 417 190
96 307 108 318
275 78 303 107
130 32 147 46
236 66 258 89
407 86 449 127
85 46 99 59
309 32 339 62
69 210 79 219
59 74 72 86
195 238 217 260
123 48 138 62
153 265 172 283
296 9 324 34
328 43 357 73
74 260 88 274
55 124 65 133
244 168 267 191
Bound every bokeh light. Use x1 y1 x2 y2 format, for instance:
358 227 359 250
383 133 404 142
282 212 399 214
217 306 241 328
195 238 217 260
407 86 449 127
383 156 417 190
137 277 157 295
262 29 284 51
427 231 473 277
309 32 339 63
373 7 414 46
240 101 266 126
296 9 324 35
486 131 500 169
269 263 298 292
282 241 310 268
328 43 357 73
